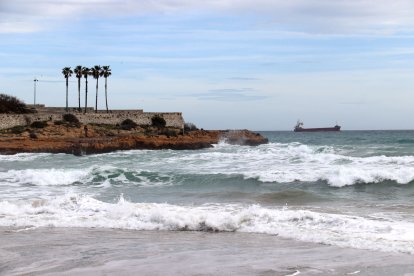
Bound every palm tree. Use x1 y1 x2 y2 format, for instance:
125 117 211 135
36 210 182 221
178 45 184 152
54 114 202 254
102 65 111 113
90 65 102 113
82 67 90 114
62 67 73 112
74 65 83 111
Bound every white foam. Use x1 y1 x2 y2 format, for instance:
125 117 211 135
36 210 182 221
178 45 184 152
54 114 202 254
0 164 175 189
1 194 413 254
0 153 52 162
0 168 91 186
163 142 414 186
2 142 414 187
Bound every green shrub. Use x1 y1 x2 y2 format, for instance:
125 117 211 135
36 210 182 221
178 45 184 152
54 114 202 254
62 113 81 127
151 115 166 128
63 113 80 124
91 123 118 130
184 122 198 132
30 121 48 128
160 128 178 138
120 119 137 130
0 125 26 134
54 120 65 125
0 94 34 114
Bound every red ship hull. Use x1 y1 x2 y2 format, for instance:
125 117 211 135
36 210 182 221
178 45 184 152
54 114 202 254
294 126 341 132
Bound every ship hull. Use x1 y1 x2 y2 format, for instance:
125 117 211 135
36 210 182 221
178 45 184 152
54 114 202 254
294 127 341 132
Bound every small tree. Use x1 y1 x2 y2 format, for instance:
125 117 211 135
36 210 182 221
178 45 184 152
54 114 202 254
0 94 33 114
102 65 111 113
151 115 166 128
74 65 83 111
82 67 90 113
63 113 81 127
30 121 48 128
120 119 138 130
63 113 80 124
62 67 73 112
90 65 103 113
184 122 198 131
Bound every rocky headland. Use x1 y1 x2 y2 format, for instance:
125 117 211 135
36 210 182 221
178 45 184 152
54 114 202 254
0 123 268 156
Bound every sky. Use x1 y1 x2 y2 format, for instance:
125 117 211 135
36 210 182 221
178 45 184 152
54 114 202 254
1 0 414 130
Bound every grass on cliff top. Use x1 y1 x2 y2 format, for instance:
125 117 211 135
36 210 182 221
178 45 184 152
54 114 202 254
0 125 26 135
89 123 119 130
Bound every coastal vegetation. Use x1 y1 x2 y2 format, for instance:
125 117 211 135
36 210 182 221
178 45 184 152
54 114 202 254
120 119 138 130
63 113 81 127
61 67 73 112
0 75 268 156
30 121 48 129
90 65 102 113
82 67 90 114
74 66 83 111
62 65 111 114
0 125 26 135
102 66 112 113
184 122 198 132
63 113 80 124
53 115 80 128
151 115 166 128
0 94 34 114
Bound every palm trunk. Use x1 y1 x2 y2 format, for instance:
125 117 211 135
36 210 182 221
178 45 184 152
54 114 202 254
78 78 81 111
105 77 108 113
95 78 98 113
65 77 69 112
84 77 88 114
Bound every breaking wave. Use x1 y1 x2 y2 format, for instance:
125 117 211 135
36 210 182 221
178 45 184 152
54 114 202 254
1 193 413 254
164 142 414 187
0 166 175 187
1 142 414 188
0 168 91 186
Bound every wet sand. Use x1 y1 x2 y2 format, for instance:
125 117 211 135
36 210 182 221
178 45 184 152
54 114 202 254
1 227 413 275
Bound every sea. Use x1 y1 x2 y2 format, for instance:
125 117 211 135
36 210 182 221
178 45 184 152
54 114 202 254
1 130 414 275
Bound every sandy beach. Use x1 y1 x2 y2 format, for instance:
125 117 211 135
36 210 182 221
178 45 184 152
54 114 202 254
1 227 413 275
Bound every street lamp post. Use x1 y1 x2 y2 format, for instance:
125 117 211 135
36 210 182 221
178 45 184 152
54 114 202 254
33 78 38 105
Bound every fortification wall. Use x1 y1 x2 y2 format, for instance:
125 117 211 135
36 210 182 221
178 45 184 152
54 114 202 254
0 110 184 130
74 112 184 128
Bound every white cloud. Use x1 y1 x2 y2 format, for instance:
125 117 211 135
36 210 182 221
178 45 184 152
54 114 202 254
0 21 41 33
2 0 414 34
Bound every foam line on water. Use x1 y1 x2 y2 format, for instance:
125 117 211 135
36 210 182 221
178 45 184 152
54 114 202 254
2 142 414 187
0 168 91 186
0 165 176 187
164 142 414 186
0 153 53 162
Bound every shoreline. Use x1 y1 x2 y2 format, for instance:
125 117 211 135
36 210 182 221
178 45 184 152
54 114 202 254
0 125 268 156
1 227 413 275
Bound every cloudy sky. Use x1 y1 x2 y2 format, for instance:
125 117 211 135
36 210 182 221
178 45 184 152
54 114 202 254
1 0 414 130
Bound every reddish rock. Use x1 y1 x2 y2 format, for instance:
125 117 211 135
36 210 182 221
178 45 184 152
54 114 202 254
0 124 268 156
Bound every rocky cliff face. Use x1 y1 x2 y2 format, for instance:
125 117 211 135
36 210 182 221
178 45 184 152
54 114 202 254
0 124 268 156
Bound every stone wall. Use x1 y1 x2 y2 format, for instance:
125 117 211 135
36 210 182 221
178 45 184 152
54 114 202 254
73 112 184 128
0 110 185 130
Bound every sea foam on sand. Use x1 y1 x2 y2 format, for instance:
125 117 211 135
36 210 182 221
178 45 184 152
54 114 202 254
1 228 413 275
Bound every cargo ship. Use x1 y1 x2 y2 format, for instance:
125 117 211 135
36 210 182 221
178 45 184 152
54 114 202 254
294 121 341 132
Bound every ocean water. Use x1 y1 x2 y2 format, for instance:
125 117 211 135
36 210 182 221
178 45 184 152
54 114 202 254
1 130 414 275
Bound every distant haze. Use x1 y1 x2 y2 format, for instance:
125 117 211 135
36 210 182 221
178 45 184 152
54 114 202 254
1 0 414 130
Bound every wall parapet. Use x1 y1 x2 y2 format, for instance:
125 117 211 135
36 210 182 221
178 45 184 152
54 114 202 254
0 109 184 130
